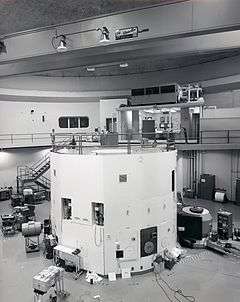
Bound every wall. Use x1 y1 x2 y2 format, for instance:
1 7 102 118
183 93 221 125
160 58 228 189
178 150 240 201
204 90 240 108
0 147 51 190
0 100 100 135
99 99 127 130
200 106 240 147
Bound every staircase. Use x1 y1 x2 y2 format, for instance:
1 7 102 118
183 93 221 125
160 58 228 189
17 153 50 193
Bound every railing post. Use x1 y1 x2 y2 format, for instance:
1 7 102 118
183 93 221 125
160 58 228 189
11 134 13 144
16 177 19 193
79 135 83 154
127 133 131 154
227 130 230 143
51 129 55 151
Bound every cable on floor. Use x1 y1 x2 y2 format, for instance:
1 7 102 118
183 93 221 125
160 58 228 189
154 262 196 302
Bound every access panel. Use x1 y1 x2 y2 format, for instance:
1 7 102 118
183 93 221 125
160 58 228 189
140 226 157 257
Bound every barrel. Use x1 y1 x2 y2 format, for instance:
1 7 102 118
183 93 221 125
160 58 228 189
22 221 42 237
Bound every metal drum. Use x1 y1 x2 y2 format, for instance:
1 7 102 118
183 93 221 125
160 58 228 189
22 221 42 237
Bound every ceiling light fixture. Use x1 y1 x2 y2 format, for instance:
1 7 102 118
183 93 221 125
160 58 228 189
56 35 67 52
0 40 6 54
52 26 110 52
120 62 128 68
86 67 96 72
98 26 110 43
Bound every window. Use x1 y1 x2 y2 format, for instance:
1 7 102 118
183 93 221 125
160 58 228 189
160 85 176 94
62 198 72 220
80 117 89 128
58 116 89 128
69 117 78 128
59 117 68 128
131 88 145 96
146 86 159 95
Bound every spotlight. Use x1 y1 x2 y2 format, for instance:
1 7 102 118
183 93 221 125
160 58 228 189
52 26 110 52
57 35 67 52
0 41 6 54
86 67 96 72
120 62 128 68
98 27 110 43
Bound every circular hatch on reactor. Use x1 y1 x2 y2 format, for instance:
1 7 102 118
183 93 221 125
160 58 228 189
144 241 155 254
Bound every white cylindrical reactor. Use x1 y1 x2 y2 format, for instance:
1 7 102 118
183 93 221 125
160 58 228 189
51 148 177 276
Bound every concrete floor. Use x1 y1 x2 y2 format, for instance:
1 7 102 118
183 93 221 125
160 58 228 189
1 198 240 302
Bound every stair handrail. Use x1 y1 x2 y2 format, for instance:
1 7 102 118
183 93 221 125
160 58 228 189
17 165 50 183
30 152 50 171
35 174 50 188
28 166 50 182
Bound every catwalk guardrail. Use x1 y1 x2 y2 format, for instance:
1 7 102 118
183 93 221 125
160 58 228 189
199 130 240 144
0 132 51 145
1 130 239 148
51 132 176 154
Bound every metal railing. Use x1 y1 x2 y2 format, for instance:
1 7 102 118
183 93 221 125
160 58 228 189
0 132 51 145
51 132 176 155
2 129 240 148
199 130 240 144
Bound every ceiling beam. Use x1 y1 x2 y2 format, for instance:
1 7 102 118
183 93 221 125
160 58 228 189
1 0 240 77
1 30 240 77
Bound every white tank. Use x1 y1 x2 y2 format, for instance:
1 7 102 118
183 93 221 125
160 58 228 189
51 147 177 276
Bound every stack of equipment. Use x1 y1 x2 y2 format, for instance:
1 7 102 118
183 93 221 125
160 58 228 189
14 206 35 230
11 193 23 207
43 219 51 235
217 210 233 240
1 214 15 235
22 221 42 253
53 245 81 274
44 234 57 259
33 266 69 301
23 188 34 204
0 187 12 201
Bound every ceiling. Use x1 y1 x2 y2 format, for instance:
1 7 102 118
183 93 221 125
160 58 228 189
0 0 180 36
33 49 240 78
1 0 240 83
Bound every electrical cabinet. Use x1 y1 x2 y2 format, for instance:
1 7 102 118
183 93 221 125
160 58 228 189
198 174 215 200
